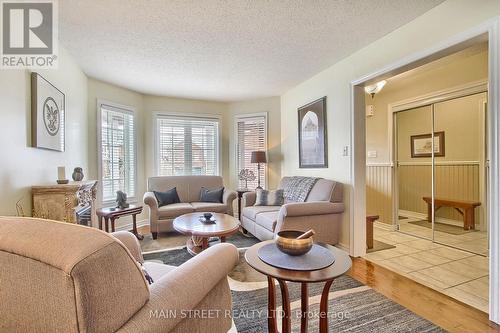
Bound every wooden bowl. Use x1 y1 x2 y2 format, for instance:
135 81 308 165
275 230 313 256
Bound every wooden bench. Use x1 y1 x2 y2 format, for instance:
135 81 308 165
422 197 481 230
366 215 379 249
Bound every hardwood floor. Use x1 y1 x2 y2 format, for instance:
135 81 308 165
136 225 499 332
349 257 500 333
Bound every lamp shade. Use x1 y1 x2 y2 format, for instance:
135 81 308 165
251 151 267 164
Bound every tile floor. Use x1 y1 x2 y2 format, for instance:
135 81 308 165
364 220 489 313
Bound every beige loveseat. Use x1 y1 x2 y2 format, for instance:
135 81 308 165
143 176 237 239
241 177 344 244
0 217 238 333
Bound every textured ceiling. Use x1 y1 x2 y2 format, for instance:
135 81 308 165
60 0 445 101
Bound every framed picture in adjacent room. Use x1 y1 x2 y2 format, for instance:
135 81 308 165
298 96 327 168
31 72 65 152
410 131 445 158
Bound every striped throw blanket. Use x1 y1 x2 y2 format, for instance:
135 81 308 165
281 176 320 202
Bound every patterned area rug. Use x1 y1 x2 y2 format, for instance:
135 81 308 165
143 234 445 332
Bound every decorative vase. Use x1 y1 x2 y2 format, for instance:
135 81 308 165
72 167 84 181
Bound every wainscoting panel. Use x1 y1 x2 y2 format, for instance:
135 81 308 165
366 164 393 225
398 163 482 225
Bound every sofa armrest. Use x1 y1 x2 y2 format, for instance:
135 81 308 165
223 189 237 205
112 231 144 264
143 191 158 209
280 201 345 218
119 243 238 332
242 191 256 208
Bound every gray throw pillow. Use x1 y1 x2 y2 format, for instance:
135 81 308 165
200 187 224 203
255 189 284 206
153 187 180 207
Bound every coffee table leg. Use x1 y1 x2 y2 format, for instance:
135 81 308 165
104 217 109 232
111 217 116 232
201 237 209 250
267 277 278 333
301 282 308 333
278 279 291 333
319 279 334 333
220 236 226 242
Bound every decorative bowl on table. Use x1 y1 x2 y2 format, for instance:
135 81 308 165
275 230 313 256
199 212 216 224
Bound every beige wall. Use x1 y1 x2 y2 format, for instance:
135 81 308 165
0 46 88 216
367 49 488 164
280 0 500 249
227 97 281 190
86 79 279 227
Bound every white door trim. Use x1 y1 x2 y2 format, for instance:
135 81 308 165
350 16 500 324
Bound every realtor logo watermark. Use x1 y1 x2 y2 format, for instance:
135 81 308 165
1 0 58 68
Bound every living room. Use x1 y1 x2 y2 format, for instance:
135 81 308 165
2 1 500 332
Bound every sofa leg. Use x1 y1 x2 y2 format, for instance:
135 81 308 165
152 232 158 240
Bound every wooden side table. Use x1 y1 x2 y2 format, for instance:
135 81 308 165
236 189 250 220
366 215 379 250
96 204 143 240
245 241 352 333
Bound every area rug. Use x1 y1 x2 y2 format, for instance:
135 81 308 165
140 230 258 253
143 238 445 332
408 219 473 235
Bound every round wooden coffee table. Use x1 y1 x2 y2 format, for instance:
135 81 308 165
173 212 240 255
245 240 352 333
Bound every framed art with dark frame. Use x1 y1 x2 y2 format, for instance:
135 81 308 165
31 72 66 152
298 96 328 168
410 131 445 158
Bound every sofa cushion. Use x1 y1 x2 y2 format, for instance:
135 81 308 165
153 187 180 207
191 202 227 213
200 187 224 203
157 203 194 218
242 205 281 220
142 261 176 282
255 211 278 232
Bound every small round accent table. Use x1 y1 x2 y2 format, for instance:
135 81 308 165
173 213 240 255
245 240 352 333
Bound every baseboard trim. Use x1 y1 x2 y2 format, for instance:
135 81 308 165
115 219 149 232
398 210 463 227
373 221 398 231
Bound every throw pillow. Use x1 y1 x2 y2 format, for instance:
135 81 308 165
200 187 224 203
153 187 180 207
255 189 284 206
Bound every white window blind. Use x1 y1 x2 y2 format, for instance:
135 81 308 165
99 104 136 202
156 115 220 176
236 115 266 189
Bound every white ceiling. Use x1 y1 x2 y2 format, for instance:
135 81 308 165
60 0 444 102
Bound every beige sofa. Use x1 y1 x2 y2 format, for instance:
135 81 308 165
0 217 238 333
143 176 237 239
241 177 344 244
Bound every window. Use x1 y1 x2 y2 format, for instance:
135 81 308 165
98 102 136 202
235 113 267 189
156 115 220 176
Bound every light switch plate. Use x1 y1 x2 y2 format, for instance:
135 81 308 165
343 146 349 156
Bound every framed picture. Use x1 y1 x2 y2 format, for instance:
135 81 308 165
31 72 65 152
298 96 327 168
410 131 445 158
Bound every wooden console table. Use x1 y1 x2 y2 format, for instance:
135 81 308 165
422 197 481 230
32 181 97 226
